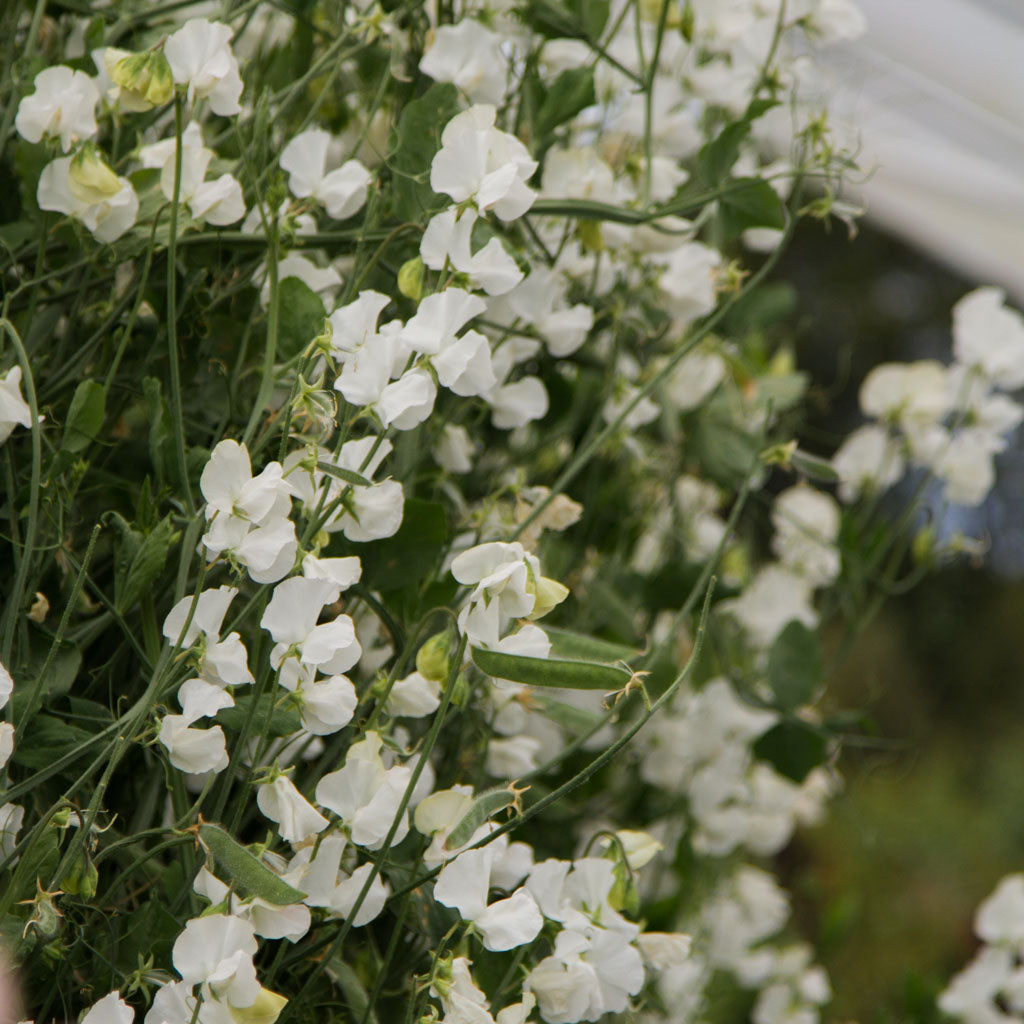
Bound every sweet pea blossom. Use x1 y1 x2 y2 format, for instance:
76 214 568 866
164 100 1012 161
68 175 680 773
138 122 245 225
420 20 510 105
257 775 329 845
80 991 134 1024
0 367 32 445
431 105 538 221
164 19 244 116
38 153 139 243
435 844 544 951
284 834 390 924
280 129 371 220
15 66 99 151
172 914 259 1007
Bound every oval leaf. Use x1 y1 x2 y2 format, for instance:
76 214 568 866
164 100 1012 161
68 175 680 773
767 620 823 711
62 379 106 452
445 787 517 850
471 647 631 690
199 823 306 905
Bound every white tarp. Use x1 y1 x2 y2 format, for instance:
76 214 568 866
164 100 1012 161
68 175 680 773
822 0 1024 298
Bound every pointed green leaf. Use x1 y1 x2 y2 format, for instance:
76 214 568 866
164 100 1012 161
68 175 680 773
767 620 823 711
62 379 106 452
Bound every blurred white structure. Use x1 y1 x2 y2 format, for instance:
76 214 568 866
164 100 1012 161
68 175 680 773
823 0 1024 299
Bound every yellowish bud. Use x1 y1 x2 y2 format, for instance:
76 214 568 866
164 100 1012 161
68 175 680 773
228 989 288 1024
398 256 426 301
528 577 569 620
111 51 175 109
69 145 122 203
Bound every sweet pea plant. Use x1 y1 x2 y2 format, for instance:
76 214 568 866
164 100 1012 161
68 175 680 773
1 1 1022 1022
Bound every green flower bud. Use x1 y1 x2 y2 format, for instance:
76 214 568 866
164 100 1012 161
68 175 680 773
60 857 98 899
398 256 426 301
69 144 122 203
527 576 569 620
416 632 451 682
110 50 174 109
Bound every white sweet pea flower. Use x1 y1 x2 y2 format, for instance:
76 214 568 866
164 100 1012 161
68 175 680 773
431 105 537 222
193 867 311 943
200 440 296 584
0 803 24 860
401 288 487 357
280 129 371 220
436 845 543 951
486 377 549 430
386 671 441 718
38 154 138 243
177 678 234 722
0 723 14 769
452 542 539 648
284 834 390 925
378 367 437 430
722 566 817 649
172 914 259 1007
16 66 99 152
164 19 244 116
80 991 134 1024
832 424 905 502
0 658 13 711
771 485 841 587
257 775 329 845
314 731 413 849
0 366 32 445
420 20 510 105
326 290 392 359
259 254 342 309
656 242 720 325
433 423 477 474
487 267 593 358
292 672 358 735
431 957 494 1024
301 554 362 589
158 716 229 775
952 286 1024 390
138 121 245 225
421 207 523 296
261 576 361 677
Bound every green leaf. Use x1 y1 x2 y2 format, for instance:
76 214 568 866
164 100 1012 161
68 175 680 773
694 413 760 489
753 719 829 783
198 823 307 904
536 68 595 137
61 379 106 452
718 178 786 236
544 626 638 664
446 787 518 849
791 448 840 484
697 99 780 186
358 498 449 592
143 377 176 488
697 122 751 186
766 621 823 711
217 693 302 738
471 648 632 690
316 462 372 488
522 0 610 40
389 82 462 222
117 515 177 613
277 277 326 360
13 714 93 770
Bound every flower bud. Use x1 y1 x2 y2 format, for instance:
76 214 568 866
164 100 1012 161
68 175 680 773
69 144 122 203
416 632 451 682
110 50 174 109
398 256 425 301
527 576 569 620
227 988 288 1024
